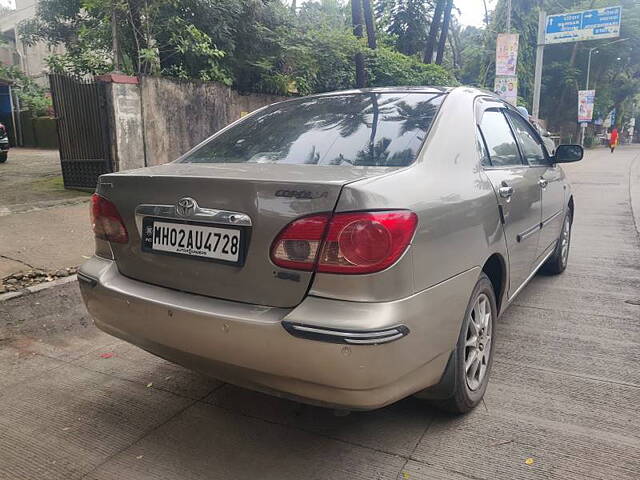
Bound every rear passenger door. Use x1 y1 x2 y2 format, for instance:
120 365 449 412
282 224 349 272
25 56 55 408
478 106 542 298
504 110 565 261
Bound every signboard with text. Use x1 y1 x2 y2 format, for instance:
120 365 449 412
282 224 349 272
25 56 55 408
578 90 595 122
496 33 519 76
495 76 518 106
545 6 621 44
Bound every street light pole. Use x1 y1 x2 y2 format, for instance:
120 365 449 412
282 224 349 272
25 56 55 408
581 38 628 146
585 37 628 90
586 47 596 90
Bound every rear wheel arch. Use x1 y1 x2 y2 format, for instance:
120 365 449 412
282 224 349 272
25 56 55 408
481 253 507 315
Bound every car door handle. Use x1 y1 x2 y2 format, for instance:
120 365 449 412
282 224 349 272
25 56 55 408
538 178 548 188
499 186 514 198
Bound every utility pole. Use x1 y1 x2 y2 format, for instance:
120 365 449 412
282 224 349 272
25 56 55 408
532 9 545 120
507 0 512 32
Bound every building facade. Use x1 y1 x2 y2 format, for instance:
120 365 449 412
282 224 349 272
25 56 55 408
0 0 64 87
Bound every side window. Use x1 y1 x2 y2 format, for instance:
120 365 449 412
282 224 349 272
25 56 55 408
506 111 548 166
476 127 491 167
478 110 522 167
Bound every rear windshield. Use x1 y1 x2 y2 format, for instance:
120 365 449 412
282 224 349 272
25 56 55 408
181 92 445 167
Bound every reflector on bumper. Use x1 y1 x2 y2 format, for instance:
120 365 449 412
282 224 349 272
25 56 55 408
282 322 409 345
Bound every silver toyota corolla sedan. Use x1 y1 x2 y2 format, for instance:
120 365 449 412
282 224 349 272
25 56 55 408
78 86 582 413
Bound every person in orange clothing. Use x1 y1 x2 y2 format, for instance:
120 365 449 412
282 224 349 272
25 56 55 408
610 127 619 153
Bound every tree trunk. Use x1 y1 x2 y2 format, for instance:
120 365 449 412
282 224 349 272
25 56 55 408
435 0 454 65
362 0 377 49
449 25 460 70
424 0 446 63
351 0 366 87
482 0 490 28
111 1 121 72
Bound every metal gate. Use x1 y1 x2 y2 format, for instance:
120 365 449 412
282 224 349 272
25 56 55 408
49 74 113 189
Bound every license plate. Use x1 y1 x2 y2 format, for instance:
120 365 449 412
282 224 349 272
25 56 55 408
142 218 244 265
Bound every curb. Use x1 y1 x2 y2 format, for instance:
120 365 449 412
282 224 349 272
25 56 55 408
630 153 640 240
0 274 78 303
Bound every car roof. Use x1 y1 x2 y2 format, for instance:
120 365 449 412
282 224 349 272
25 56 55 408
310 86 453 97
261 86 503 111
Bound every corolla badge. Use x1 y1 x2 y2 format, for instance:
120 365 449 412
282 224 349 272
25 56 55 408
176 197 198 217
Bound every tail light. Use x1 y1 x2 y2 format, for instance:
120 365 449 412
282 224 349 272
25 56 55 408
271 211 417 274
270 214 329 270
90 194 129 244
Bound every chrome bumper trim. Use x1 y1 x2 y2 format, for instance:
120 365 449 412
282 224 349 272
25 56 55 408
134 203 252 235
282 322 409 345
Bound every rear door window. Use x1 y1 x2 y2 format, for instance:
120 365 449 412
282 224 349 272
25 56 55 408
181 93 445 167
478 109 523 167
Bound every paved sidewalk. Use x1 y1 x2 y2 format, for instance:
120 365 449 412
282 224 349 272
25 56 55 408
0 146 639 480
0 203 93 278
0 148 92 280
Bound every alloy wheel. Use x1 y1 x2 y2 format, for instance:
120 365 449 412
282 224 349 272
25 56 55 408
560 216 571 267
464 293 492 391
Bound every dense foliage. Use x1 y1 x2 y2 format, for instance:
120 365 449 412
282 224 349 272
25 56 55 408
0 64 52 116
18 0 456 96
13 0 640 135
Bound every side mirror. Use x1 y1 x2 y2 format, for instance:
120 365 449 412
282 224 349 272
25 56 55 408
554 144 583 163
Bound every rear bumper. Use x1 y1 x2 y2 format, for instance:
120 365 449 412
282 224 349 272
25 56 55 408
78 256 479 409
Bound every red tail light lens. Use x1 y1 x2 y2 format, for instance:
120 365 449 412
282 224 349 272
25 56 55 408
270 214 330 270
90 194 129 244
271 211 417 274
318 211 417 274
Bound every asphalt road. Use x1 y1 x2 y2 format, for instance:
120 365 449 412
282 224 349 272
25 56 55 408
1 146 639 480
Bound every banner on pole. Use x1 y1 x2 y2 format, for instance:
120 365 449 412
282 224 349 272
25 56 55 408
578 90 595 122
545 6 621 44
495 76 518 106
603 108 616 128
496 33 519 76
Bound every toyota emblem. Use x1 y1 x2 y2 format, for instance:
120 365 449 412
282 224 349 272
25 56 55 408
176 197 197 217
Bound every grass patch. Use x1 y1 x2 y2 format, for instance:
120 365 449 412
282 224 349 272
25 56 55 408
32 175 92 195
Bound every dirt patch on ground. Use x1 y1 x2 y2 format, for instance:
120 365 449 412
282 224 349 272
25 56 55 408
0 148 90 211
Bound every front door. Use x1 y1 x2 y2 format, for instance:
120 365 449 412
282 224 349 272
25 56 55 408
478 108 542 298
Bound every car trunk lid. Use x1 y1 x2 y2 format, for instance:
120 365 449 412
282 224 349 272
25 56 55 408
97 163 393 307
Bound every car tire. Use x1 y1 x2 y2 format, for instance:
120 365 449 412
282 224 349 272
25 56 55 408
0 152 7 163
541 209 572 275
434 273 497 414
